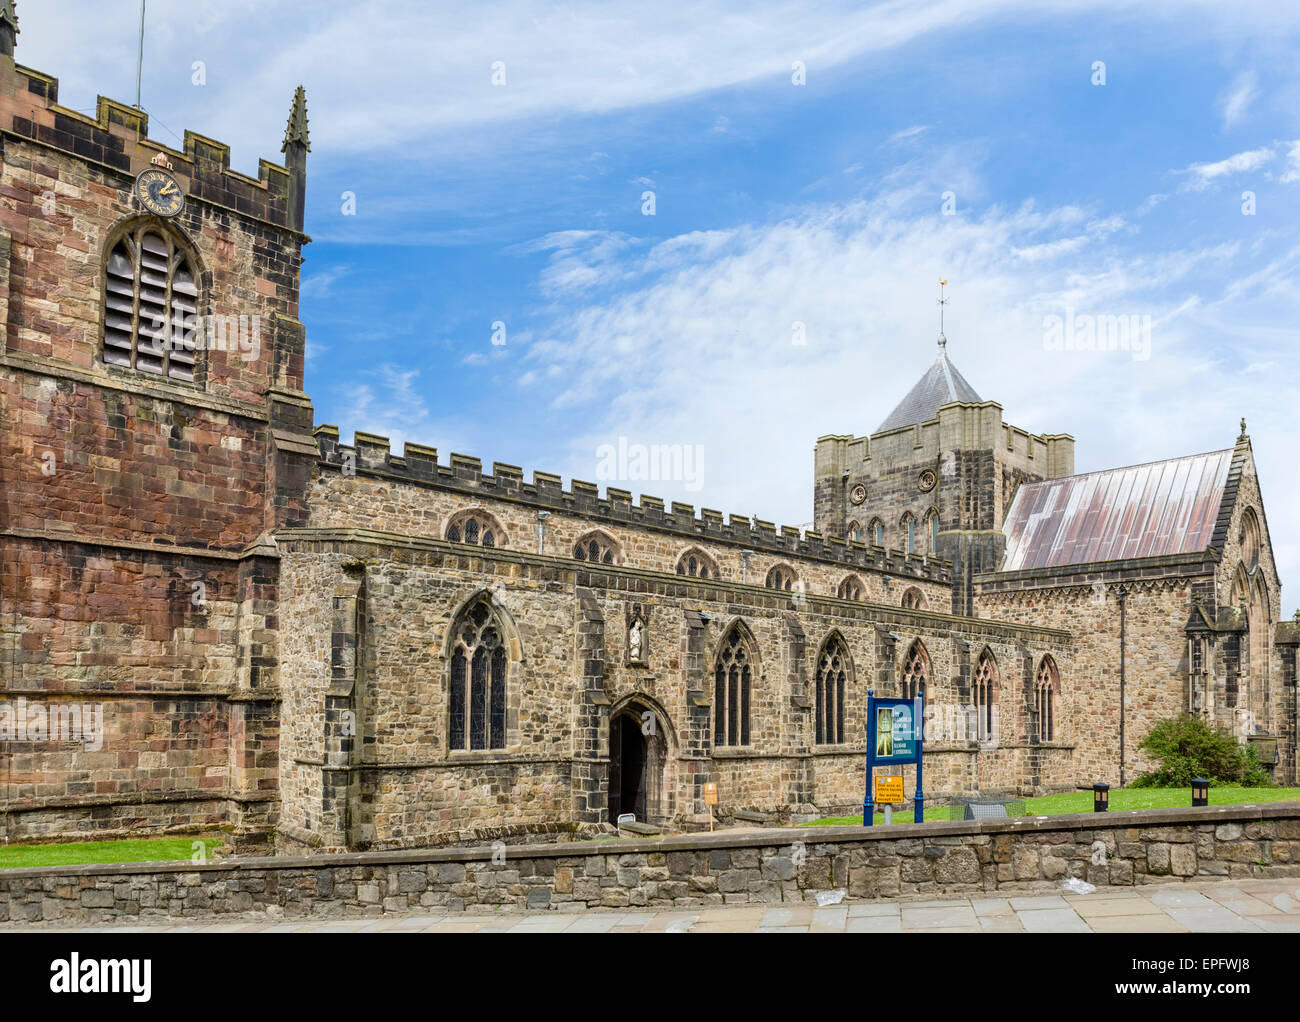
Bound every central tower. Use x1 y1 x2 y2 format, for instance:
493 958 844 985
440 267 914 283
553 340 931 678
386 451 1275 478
813 334 1075 615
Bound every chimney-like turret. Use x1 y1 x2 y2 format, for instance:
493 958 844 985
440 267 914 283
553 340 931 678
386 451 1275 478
0 1 18 59
281 85 309 231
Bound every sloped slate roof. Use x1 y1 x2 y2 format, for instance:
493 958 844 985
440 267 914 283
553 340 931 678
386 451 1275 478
1000 449 1234 572
876 340 982 433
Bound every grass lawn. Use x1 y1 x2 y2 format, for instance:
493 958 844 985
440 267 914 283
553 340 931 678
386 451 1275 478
0 836 226 870
803 786 1300 827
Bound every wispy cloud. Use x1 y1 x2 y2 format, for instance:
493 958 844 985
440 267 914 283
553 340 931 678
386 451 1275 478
1220 70 1259 128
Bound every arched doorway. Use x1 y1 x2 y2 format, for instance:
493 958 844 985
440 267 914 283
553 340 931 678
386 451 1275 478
607 700 669 824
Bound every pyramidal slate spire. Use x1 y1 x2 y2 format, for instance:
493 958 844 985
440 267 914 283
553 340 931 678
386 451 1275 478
875 334 982 434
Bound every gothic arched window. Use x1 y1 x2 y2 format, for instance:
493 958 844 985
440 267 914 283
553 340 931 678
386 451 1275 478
1035 656 1059 742
926 509 940 554
765 564 797 592
901 513 916 554
573 530 619 564
103 223 200 381
815 635 850 744
901 587 925 610
676 547 721 579
974 649 998 742
870 518 885 547
847 520 863 543
446 509 504 548
900 640 929 700
448 598 507 751
837 575 864 601
714 625 753 747
1239 509 1260 574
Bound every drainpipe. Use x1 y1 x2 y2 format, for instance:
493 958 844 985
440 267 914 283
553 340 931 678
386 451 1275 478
535 511 550 554
1117 585 1128 788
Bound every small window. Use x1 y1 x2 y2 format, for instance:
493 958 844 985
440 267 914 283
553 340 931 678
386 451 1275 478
765 564 797 592
573 530 619 564
446 509 504 547
103 225 200 382
676 547 720 579
837 575 864 601
901 587 925 610
871 519 884 547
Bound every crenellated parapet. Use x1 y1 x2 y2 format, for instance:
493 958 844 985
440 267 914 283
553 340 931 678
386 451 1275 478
1 59 303 233
313 426 953 584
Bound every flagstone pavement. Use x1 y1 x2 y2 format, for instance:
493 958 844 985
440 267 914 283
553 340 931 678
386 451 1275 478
7 877 1300 933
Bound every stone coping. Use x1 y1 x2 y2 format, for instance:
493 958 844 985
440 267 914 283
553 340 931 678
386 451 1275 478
275 527 1073 644
5 802 1295 881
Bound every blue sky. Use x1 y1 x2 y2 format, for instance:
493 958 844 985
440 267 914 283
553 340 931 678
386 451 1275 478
36 1 1300 600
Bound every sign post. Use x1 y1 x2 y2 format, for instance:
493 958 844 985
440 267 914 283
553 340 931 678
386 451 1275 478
863 683 925 826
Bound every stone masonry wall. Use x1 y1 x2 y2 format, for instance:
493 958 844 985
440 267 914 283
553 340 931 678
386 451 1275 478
275 528 1073 851
2 803 1296 924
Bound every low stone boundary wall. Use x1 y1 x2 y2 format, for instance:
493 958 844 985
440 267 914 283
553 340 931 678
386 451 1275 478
2 803 1298 925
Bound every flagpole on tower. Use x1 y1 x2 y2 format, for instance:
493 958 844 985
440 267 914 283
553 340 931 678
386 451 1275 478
135 0 146 109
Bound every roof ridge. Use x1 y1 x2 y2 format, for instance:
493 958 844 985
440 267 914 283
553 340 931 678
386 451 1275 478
1018 447 1233 487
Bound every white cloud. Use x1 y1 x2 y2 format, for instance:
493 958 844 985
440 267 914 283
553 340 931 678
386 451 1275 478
514 182 1300 590
1179 146 1275 190
1220 70 1259 128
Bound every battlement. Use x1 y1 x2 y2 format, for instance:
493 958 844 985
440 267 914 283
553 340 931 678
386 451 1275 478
314 426 953 584
2 58 302 233
816 401 1074 472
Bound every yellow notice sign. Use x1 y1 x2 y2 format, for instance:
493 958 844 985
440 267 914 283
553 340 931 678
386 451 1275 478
874 776 905 804
703 782 718 806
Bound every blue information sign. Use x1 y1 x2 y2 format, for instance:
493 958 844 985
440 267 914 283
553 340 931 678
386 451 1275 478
863 685 925 826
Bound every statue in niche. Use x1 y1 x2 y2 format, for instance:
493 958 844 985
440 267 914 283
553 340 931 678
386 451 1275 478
628 616 645 664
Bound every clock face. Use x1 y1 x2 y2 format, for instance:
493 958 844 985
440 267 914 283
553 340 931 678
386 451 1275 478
134 169 185 217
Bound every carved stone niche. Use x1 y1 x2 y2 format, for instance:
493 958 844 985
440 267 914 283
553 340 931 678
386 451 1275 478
626 604 650 666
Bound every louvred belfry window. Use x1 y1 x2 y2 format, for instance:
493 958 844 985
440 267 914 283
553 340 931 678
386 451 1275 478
103 227 198 381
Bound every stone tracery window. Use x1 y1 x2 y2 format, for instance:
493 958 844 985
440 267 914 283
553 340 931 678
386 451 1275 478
837 575 864 601
869 518 884 547
573 530 619 564
714 625 753 747
103 224 200 381
847 520 863 543
676 547 720 579
765 564 797 591
448 598 507 751
1035 655 1058 742
900 640 929 700
815 635 849 745
974 649 997 743
926 509 939 554
901 513 916 554
446 509 503 547
901 587 925 610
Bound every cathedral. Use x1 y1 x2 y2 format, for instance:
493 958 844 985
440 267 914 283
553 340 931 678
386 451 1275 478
0 9 1294 854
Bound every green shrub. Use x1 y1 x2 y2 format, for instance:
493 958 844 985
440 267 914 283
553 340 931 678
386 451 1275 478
1131 715 1274 788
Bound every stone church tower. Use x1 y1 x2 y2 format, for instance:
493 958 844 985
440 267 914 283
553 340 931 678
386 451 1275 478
813 334 1075 615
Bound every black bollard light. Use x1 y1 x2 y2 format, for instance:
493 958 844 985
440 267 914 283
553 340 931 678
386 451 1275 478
1093 783 1110 813
1192 778 1209 808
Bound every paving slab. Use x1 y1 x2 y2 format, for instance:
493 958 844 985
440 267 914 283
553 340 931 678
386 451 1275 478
1149 889 1216 908
1073 898 1167 917
1162 907 1264 933
1017 908 1091 933
1085 914 1190 933
1009 895 1070 911
901 905 979 929
846 916 903 933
